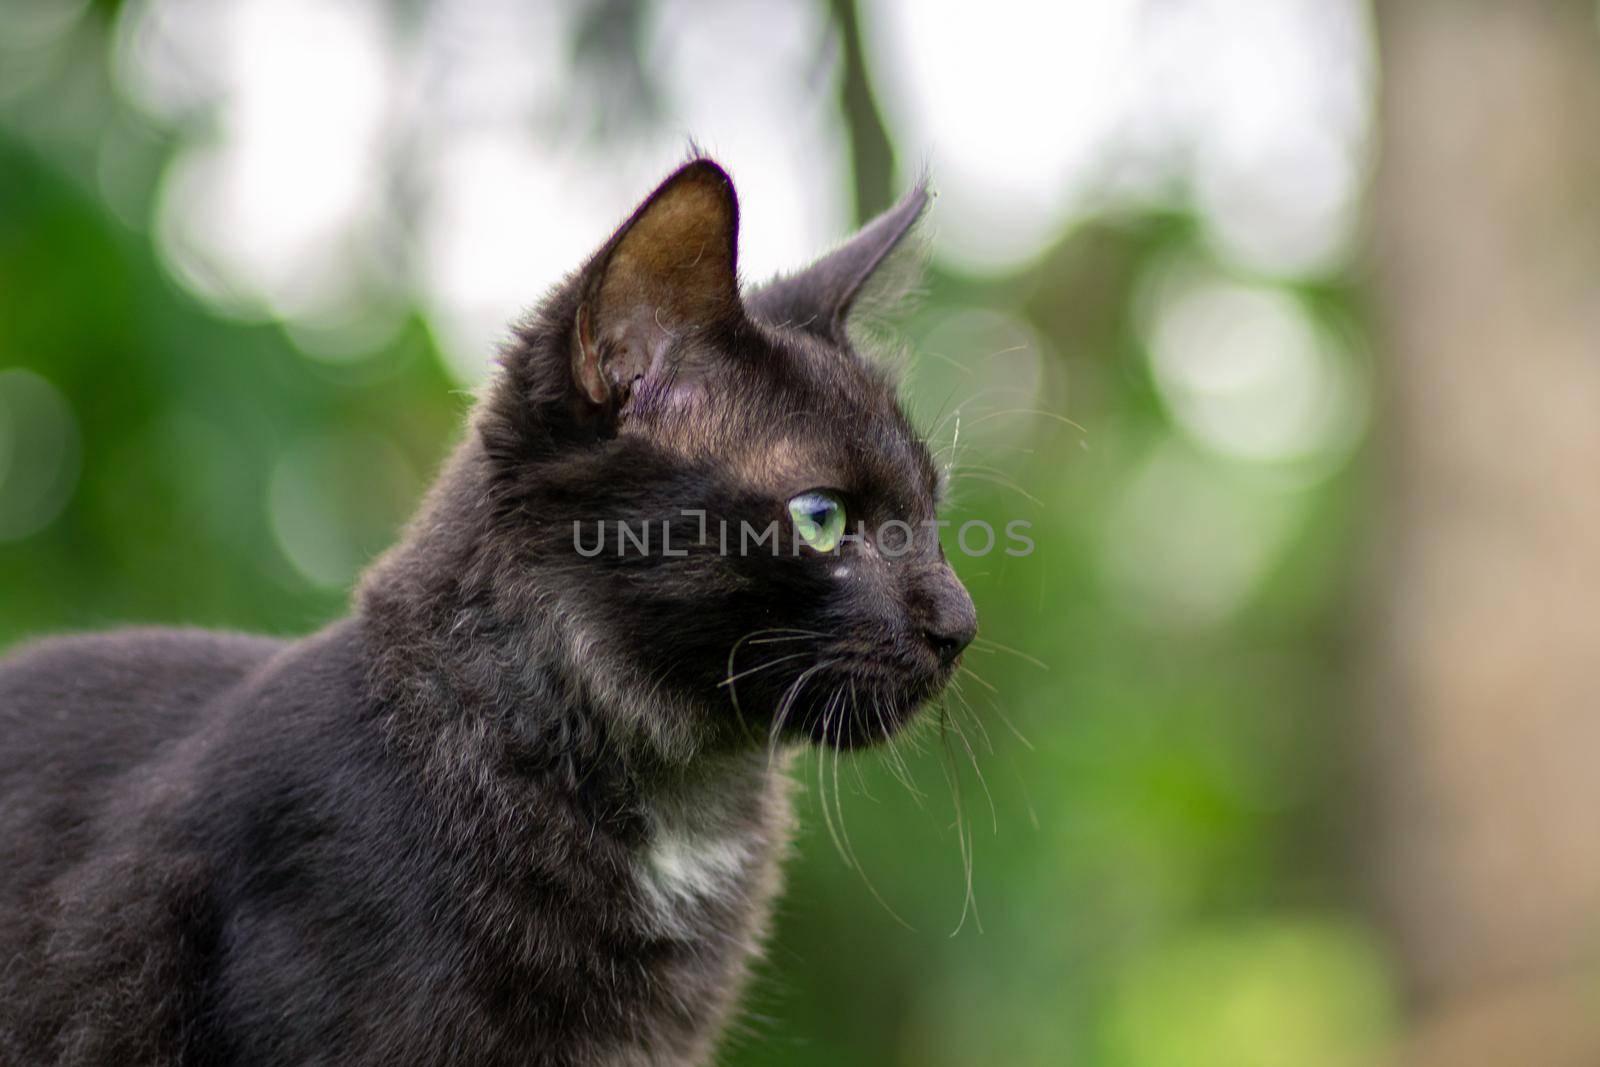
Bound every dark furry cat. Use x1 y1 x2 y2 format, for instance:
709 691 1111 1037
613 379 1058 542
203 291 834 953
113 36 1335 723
0 159 976 1066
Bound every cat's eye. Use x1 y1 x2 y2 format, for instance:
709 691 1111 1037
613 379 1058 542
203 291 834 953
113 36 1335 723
787 490 847 553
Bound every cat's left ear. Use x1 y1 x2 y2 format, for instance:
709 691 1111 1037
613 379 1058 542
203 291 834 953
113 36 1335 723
571 159 742 416
747 182 929 346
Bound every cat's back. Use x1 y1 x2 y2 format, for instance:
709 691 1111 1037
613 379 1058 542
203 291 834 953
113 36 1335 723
0 628 286 887
0 627 286 770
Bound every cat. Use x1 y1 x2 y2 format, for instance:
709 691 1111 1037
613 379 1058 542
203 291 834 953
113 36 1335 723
0 158 977 1066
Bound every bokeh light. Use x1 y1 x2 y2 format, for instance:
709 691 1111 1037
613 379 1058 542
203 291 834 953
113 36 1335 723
864 0 1372 278
1103 918 1394 1067
1141 261 1366 476
0 0 89 102
268 429 419 589
114 0 850 381
1100 442 1300 626
0 369 81 543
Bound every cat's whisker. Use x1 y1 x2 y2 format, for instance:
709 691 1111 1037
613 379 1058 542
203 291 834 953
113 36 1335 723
947 687 998 838
814 692 854 862
1003 743 1041 832
844 683 875 801
920 349 970 374
889 710 925 794
947 470 1043 507
814 693 848 866
728 627 826 654
823 690 915 933
923 383 1055 475
955 665 999 696
923 385 1027 439
961 406 1087 434
717 653 811 689
868 691 924 804
936 697 981 937
744 633 828 646
946 461 1029 482
766 661 830 757
947 676 996 757
830 702 860 840
724 627 830 746
957 664 1035 752
922 384 968 444
969 637 1050 672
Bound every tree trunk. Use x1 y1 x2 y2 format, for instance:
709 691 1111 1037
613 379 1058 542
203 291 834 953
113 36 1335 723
1369 2 1600 1063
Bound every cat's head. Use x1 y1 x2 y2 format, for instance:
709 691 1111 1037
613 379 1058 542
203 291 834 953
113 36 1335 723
477 159 975 757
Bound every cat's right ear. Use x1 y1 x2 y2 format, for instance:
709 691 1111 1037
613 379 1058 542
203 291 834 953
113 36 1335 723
569 160 742 420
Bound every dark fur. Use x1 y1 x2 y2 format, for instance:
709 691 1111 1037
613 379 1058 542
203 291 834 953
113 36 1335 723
0 160 976 1065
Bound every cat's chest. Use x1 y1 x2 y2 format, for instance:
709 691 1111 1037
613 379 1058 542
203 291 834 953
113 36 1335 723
627 757 793 943
634 821 758 939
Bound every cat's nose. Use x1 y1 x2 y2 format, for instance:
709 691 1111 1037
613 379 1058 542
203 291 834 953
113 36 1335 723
924 623 974 667
919 567 977 667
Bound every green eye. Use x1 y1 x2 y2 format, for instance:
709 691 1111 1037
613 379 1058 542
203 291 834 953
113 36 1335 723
787 490 847 553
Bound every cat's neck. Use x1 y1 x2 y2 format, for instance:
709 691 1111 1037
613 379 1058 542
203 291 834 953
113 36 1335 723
356 438 735 787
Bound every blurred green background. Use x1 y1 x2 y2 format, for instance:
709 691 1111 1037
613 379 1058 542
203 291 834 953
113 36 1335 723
6 1 1600 1064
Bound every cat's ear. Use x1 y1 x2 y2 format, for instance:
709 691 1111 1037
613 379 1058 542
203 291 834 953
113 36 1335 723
747 182 930 346
571 159 742 415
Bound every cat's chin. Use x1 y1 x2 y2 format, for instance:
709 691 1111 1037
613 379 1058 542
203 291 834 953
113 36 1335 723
792 668 955 751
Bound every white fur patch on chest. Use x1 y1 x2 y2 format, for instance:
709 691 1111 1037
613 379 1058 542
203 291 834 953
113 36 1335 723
629 752 783 941
635 827 750 939
649 832 746 899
